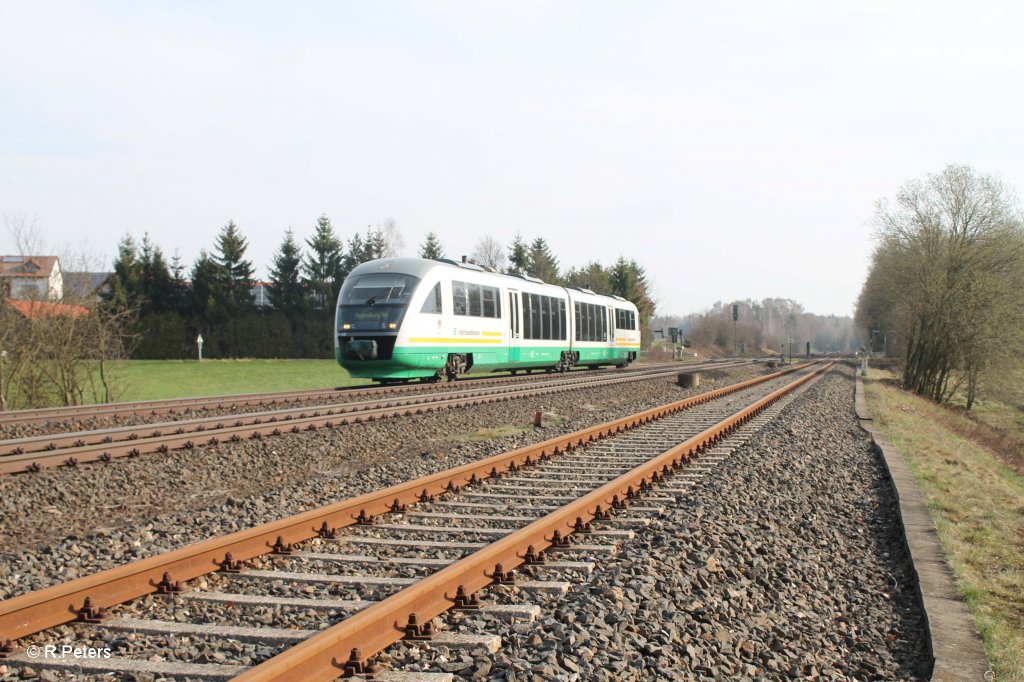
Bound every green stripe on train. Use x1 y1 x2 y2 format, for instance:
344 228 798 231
338 344 634 380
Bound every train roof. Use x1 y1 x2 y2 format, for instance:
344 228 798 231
348 258 637 309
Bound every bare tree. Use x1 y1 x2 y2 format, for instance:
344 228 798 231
857 164 1024 408
4 212 45 256
378 219 405 257
0 222 137 409
471 235 506 271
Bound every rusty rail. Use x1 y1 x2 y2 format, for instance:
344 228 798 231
0 361 753 475
236 361 835 681
0 360 736 428
0 362 811 644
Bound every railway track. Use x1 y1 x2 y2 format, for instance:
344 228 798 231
0 360 753 475
0 361 833 680
0 359 747 429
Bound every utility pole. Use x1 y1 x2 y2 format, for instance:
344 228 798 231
732 304 739 356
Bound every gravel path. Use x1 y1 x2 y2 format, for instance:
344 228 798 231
0 366 757 600
387 365 930 680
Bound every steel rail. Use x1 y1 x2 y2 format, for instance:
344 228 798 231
234 361 836 681
0 360 738 427
0 361 755 475
0 361 739 455
0 363 810 643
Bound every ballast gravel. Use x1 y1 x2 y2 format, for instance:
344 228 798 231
0 364 932 682
385 366 930 680
0 366 759 599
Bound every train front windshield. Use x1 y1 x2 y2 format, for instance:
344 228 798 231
337 273 420 331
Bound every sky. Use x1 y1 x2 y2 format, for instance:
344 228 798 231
2 1 1022 318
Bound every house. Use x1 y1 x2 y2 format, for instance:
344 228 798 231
0 256 63 300
63 272 111 301
4 298 89 319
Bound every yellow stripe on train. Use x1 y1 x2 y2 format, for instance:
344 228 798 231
408 337 504 344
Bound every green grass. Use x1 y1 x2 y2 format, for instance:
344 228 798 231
864 369 1024 681
108 359 370 402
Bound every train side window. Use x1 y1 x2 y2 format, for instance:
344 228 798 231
530 294 542 339
558 300 566 340
467 283 482 316
540 296 550 339
528 292 536 337
420 283 442 314
453 281 468 316
482 285 499 318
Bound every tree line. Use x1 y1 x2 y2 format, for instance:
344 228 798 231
656 299 855 356
103 217 402 358
856 164 1024 410
102 222 656 359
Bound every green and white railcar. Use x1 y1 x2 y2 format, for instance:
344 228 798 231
335 258 640 382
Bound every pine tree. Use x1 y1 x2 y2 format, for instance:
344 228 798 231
341 232 367 280
169 253 189 315
213 220 256 316
104 235 142 310
507 233 529 273
303 215 343 310
564 261 611 294
419 232 445 260
139 233 175 315
189 250 220 325
364 227 388 261
270 229 306 314
527 237 560 283
609 257 655 344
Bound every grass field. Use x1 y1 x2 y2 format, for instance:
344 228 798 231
110 359 369 401
864 368 1024 681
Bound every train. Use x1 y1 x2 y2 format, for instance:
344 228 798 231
335 257 641 382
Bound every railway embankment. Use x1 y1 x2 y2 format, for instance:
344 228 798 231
861 370 1018 681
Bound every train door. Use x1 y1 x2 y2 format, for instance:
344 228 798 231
508 289 521 362
607 307 615 348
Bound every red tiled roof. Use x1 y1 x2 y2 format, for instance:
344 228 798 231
5 299 89 319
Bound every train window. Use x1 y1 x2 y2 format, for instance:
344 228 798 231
615 308 636 330
420 283 443 314
522 294 531 338
577 302 607 341
453 281 467 315
467 283 481 316
453 280 501 318
482 286 499 318
341 273 418 305
530 294 542 339
539 296 550 339
557 300 566 340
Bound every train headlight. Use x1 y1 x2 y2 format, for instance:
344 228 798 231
388 322 398 329
341 323 351 330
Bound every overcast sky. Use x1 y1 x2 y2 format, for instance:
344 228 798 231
2 2 1022 317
